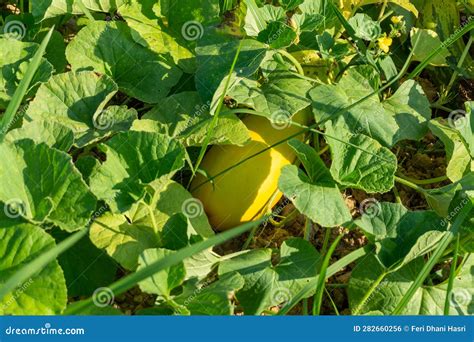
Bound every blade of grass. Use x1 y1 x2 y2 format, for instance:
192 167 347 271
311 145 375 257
0 227 88 301
444 234 461 315
278 244 373 315
313 234 343 315
65 218 263 314
187 39 244 189
76 0 96 22
0 26 54 137
392 199 473 314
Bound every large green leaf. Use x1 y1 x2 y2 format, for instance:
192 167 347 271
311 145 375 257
90 131 185 212
138 248 186 299
5 120 74 151
458 102 474 158
355 203 446 268
33 0 125 20
0 220 67 315
227 71 312 117
0 140 96 231
429 118 473 182
325 124 397 193
26 71 137 147
309 70 431 147
66 21 182 103
140 91 250 146
349 254 473 315
52 229 117 298
279 139 351 227
90 179 213 270
174 272 245 315
196 31 268 102
219 238 320 314
119 0 196 73
0 38 53 110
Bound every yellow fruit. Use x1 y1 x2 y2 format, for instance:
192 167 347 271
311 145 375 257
191 109 311 231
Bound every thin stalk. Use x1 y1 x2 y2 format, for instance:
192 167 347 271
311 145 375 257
324 287 340 315
392 201 472 314
445 35 473 97
188 40 243 189
302 217 312 315
66 218 263 314
279 244 373 315
377 0 388 21
397 173 449 185
352 271 387 315
76 0 96 21
0 27 54 137
320 227 332 256
278 49 305 76
394 176 425 193
444 234 460 315
313 235 343 315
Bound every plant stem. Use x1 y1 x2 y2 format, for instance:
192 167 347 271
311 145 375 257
278 244 373 315
278 50 305 76
302 218 312 315
392 200 472 314
394 176 425 193
444 234 460 315
392 185 402 204
377 0 388 21
320 227 332 256
352 271 387 315
396 173 449 185
445 35 473 97
76 0 95 21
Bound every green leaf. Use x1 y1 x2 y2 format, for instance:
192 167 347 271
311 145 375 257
325 124 397 193
174 272 245 315
348 13 381 41
0 140 96 231
0 38 53 110
5 120 74 151
35 29 67 73
429 118 473 182
457 101 474 159
0 223 67 315
349 254 473 315
355 203 446 268
90 131 185 212
310 70 431 147
140 91 250 147
138 248 186 298
119 0 196 73
26 71 137 147
219 238 320 314
243 0 268 36
279 139 351 227
196 31 268 102
66 21 182 103
257 21 297 49
52 229 117 297
279 0 305 11
33 0 125 20
90 179 213 270
411 28 450 66
228 71 312 117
